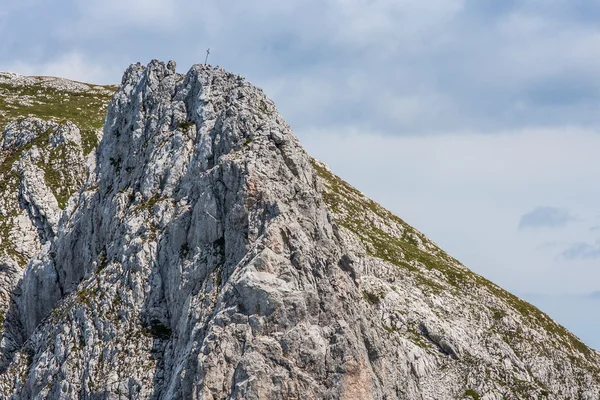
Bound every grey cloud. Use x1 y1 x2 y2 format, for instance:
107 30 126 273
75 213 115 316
3 1 600 134
518 206 574 230
589 291 600 300
562 242 600 260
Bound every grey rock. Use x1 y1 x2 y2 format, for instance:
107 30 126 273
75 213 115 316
0 60 598 400
0 70 111 391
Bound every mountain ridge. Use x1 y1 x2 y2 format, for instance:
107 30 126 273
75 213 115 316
0 61 598 399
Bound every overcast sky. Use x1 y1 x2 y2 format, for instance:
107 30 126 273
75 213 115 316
1 0 599 349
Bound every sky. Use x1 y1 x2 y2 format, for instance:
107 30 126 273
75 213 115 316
1 0 599 349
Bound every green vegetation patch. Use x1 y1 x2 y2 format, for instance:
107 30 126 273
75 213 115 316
177 120 195 131
0 81 115 132
133 194 167 214
362 288 385 305
80 129 99 156
311 158 464 293
41 142 83 210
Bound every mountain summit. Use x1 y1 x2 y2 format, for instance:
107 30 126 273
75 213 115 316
0 61 598 399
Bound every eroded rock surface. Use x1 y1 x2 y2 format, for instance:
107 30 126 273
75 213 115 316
0 61 598 399
0 73 112 375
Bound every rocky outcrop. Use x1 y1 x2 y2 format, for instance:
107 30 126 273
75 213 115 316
0 61 598 399
0 119 97 335
0 71 113 274
0 73 112 365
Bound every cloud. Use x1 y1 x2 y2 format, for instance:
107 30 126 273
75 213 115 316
0 53 121 85
536 241 559 250
518 206 575 230
563 241 600 260
590 226 600 232
589 291 600 300
74 0 180 32
3 1 600 134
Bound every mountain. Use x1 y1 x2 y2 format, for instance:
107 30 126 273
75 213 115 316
0 61 598 399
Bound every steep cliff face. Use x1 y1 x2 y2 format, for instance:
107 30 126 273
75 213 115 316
0 61 598 399
0 73 114 343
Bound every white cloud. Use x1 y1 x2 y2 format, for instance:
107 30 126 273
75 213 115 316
76 0 180 31
0 53 121 84
326 0 465 50
3 0 600 133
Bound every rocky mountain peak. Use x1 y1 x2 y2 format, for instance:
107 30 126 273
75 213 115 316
0 61 598 399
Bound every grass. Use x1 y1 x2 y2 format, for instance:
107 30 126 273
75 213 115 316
464 389 480 400
133 195 166 214
81 129 99 156
177 120 195 131
41 143 83 209
0 80 115 132
362 289 385 305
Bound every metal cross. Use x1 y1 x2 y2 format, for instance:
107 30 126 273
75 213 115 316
205 48 211 65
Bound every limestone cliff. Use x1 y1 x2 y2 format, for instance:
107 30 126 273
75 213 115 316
0 62 598 399
0 72 114 344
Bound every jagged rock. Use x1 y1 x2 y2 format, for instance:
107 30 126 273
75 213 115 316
0 61 598 399
0 73 112 368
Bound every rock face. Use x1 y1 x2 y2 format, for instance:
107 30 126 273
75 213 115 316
0 73 113 346
0 61 598 399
